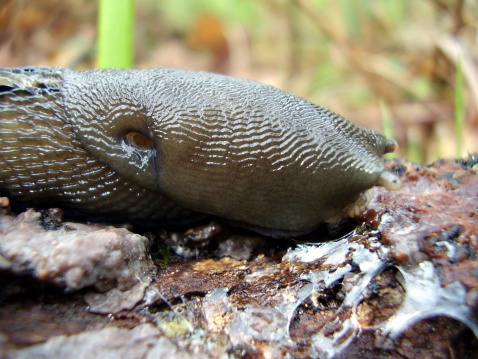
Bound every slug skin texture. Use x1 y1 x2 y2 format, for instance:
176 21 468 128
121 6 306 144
0 67 401 237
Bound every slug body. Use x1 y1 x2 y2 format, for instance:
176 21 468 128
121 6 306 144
0 67 400 236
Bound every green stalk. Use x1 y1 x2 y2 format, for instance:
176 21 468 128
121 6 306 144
379 100 396 159
454 55 465 158
97 0 135 68
406 126 424 164
339 0 363 40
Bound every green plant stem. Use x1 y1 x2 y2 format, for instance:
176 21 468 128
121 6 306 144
454 55 465 158
97 0 135 68
379 100 396 159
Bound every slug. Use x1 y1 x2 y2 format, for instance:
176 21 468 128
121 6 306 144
0 67 401 237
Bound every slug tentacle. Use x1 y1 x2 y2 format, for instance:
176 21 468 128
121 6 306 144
0 66 401 236
377 170 403 191
385 139 399 154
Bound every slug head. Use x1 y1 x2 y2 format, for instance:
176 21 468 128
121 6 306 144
366 137 402 191
334 135 401 222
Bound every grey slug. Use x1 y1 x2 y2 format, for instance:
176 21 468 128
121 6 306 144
0 66 401 237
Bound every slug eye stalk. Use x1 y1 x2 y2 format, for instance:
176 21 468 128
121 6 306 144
377 171 402 191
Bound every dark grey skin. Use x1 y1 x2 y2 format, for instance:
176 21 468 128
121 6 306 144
0 67 401 237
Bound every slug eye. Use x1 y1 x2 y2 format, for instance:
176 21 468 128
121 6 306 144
124 131 154 150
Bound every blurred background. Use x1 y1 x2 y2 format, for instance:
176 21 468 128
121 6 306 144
0 0 477 164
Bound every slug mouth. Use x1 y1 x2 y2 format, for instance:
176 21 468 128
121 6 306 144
343 188 376 219
324 188 376 223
